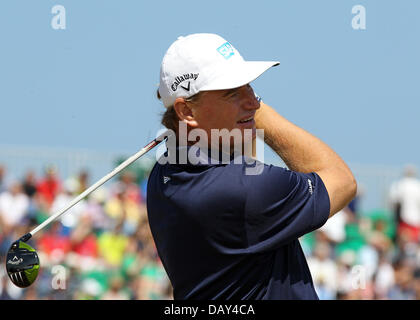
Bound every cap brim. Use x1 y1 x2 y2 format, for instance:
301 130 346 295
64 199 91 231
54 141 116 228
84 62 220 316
200 60 280 91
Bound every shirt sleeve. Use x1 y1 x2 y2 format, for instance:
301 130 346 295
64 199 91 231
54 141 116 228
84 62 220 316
242 163 330 253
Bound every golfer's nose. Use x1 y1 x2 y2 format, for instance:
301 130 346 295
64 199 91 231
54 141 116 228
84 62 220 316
241 87 260 111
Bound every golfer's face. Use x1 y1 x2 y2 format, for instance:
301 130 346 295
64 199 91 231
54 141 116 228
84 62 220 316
193 84 260 145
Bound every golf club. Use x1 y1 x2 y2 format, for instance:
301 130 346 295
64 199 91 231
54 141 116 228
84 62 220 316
5 130 171 288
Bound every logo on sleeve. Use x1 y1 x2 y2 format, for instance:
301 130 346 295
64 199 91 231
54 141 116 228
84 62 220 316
163 176 171 184
308 179 313 195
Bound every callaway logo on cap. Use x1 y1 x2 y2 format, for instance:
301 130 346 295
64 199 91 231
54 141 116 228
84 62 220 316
158 33 279 108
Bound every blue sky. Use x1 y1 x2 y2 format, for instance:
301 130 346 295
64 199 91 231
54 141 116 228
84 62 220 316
0 1 419 209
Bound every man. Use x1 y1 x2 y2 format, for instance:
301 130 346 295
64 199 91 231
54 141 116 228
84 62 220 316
0 180 30 233
36 165 61 208
146 33 357 299
389 164 420 243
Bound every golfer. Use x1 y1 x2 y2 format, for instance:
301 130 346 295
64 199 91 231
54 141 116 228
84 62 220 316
146 33 357 299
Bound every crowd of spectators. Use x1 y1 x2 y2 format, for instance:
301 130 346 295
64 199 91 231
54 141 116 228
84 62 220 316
303 164 420 300
0 164 172 300
1 162 420 300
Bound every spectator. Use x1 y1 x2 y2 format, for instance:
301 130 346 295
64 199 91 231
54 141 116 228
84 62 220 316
307 240 338 299
97 220 129 267
51 178 87 233
77 169 90 194
38 221 71 265
374 251 395 299
70 215 98 260
84 187 113 231
121 236 145 280
387 257 416 300
137 254 170 300
105 184 142 236
36 165 61 208
389 164 420 243
22 170 37 198
102 275 130 300
0 180 29 233
335 250 357 298
110 171 141 203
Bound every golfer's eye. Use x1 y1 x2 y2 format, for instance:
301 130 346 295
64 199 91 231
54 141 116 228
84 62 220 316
227 90 240 99
223 88 242 101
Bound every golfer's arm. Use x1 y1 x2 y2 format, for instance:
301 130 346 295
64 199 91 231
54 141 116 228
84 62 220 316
255 101 357 218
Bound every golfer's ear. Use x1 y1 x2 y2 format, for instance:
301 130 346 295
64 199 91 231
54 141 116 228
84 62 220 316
173 98 198 127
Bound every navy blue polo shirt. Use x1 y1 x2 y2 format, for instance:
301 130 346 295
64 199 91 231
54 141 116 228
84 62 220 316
146 146 330 300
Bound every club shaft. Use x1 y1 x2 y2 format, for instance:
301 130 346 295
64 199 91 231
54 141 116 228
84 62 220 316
29 130 171 237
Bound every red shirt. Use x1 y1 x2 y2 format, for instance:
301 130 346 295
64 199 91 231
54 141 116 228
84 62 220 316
38 233 71 256
37 178 61 206
72 234 98 257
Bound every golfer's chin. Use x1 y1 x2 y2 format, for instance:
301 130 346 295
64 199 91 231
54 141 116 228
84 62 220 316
237 122 257 141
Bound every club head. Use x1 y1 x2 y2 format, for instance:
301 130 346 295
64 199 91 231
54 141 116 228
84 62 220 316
6 238 40 288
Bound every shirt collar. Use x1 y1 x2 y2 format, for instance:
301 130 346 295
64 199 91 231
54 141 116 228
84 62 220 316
165 144 241 166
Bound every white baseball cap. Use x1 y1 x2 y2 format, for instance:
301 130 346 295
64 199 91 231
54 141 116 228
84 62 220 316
158 33 279 108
